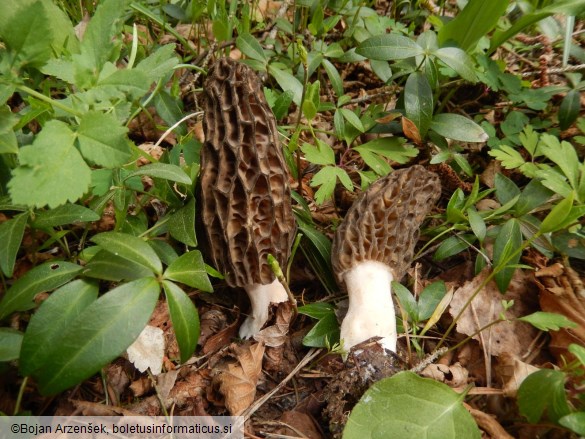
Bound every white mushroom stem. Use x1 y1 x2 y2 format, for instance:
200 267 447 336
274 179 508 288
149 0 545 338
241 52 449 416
239 278 289 338
340 260 397 352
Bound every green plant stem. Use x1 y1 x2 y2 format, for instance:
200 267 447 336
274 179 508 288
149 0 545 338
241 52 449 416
294 55 310 189
445 318 505 354
14 376 28 415
16 84 83 117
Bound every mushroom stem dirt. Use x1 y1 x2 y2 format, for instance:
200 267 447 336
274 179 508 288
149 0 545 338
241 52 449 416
341 261 397 352
239 279 289 339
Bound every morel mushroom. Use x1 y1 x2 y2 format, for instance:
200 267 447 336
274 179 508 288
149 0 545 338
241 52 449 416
331 165 441 352
200 58 296 338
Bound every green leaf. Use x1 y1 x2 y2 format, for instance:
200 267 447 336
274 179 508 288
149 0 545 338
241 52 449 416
540 192 574 234
438 0 509 52
236 33 267 64
356 34 424 60
493 219 522 293
344 372 481 439
83 250 154 281
418 281 447 322
404 72 433 137
569 343 585 366
268 65 303 105
301 140 335 166
135 43 179 84
488 145 526 170
434 47 477 83
434 234 475 261
518 312 577 332
559 89 580 130
340 108 365 132
354 137 418 167
430 114 488 142
91 232 162 275
559 413 585 436
539 135 580 191
163 280 200 363
0 261 82 320
167 197 197 247
518 369 571 424
370 59 393 83
302 81 320 121
32 204 99 229
76 111 130 167
321 58 343 96
298 303 339 348
393 282 418 323
269 89 294 120
0 328 23 362
125 163 192 185
19 279 98 376
515 179 553 216
494 173 521 205
35 277 159 395
8 121 92 208
311 166 338 204
0 212 28 277
163 250 213 292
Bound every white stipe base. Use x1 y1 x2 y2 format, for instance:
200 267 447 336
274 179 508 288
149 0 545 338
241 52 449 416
239 278 288 338
340 260 396 353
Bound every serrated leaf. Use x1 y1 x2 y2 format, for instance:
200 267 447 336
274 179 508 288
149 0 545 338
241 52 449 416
32 204 99 229
163 250 213 292
83 250 154 281
539 134 580 191
0 212 28 277
163 280 200 363
97 68 151 99
125 163 192 185
76 111 131 167
310 166 338 204
19 279 98 376
354 137 418 165
301 141 335 166
0 328 23 362
236 33 267 64
35 277 159 395
434 47 477 82
8 120 92 208
0 261 82 320
404 72 433 137
518 369 570 424
430 113 488 142
91 232 162 275
168 197 197 247
344 372 481 439
518 311 577 332
356 34 424 60
135 43 179 84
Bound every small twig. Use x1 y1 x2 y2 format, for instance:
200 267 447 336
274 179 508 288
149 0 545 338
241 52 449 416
409 347 448 374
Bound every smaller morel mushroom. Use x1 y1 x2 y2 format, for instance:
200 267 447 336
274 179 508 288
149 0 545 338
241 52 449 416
331 165 441 352
200 58 296 338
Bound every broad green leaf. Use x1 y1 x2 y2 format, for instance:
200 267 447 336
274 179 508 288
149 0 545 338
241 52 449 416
168 197 197 247
236 33 267 63
370 59 393 83
97 68 151 99
344 372 481 439
494 173 521 205
125 163 192 185
434 47 477 83
83 250 154 281
268 65 303 105
493 219 522 293
355 148 392 176
404 72 433 137
356 34 424 60
0 105 18 154
430 113 488 143
540 192 574 234
515 180 553 216
433 234 475 261
467 208 486 242
393 282 418 323
270 89 294 120
340 108 365 132
559 89 580 130
8 120 92 208
418 281 447 322
0 328 23 362
35 278 159 395
301 312 339 348
163 250 213 292
0 212 28 277
301 140 335 166
321 58 343 96
438 0 508 52
32 204 99 229
518 312 577 332
518 369 571 424
559 413 585 436
153 90 187 136
0 261 82 320
149 239 179 266
569 343 585 366
91 232 162 275
298 302 335 319
19 279 98 376
163 280 200 363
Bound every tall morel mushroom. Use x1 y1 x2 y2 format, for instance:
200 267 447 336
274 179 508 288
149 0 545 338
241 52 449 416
200 58 296 338
331 165 441 352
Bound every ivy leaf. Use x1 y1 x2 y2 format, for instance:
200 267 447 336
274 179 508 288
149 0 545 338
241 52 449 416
8 120 92 208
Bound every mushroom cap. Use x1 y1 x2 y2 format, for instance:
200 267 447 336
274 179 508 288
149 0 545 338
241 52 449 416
200 58 296 288
331 165 441 286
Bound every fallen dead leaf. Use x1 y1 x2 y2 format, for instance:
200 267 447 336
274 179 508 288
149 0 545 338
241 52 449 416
253 302 293 348
213 342 265 416
127 325 165 375
420 362 469 387
496 352 539 397
277 411 323 439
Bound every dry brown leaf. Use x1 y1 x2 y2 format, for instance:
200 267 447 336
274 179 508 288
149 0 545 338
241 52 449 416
401 116 422 144
420 362 469 387
214 342 265 415
496 352 539 397
449 268 538 357
253 302 293 347
277 411 324 439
